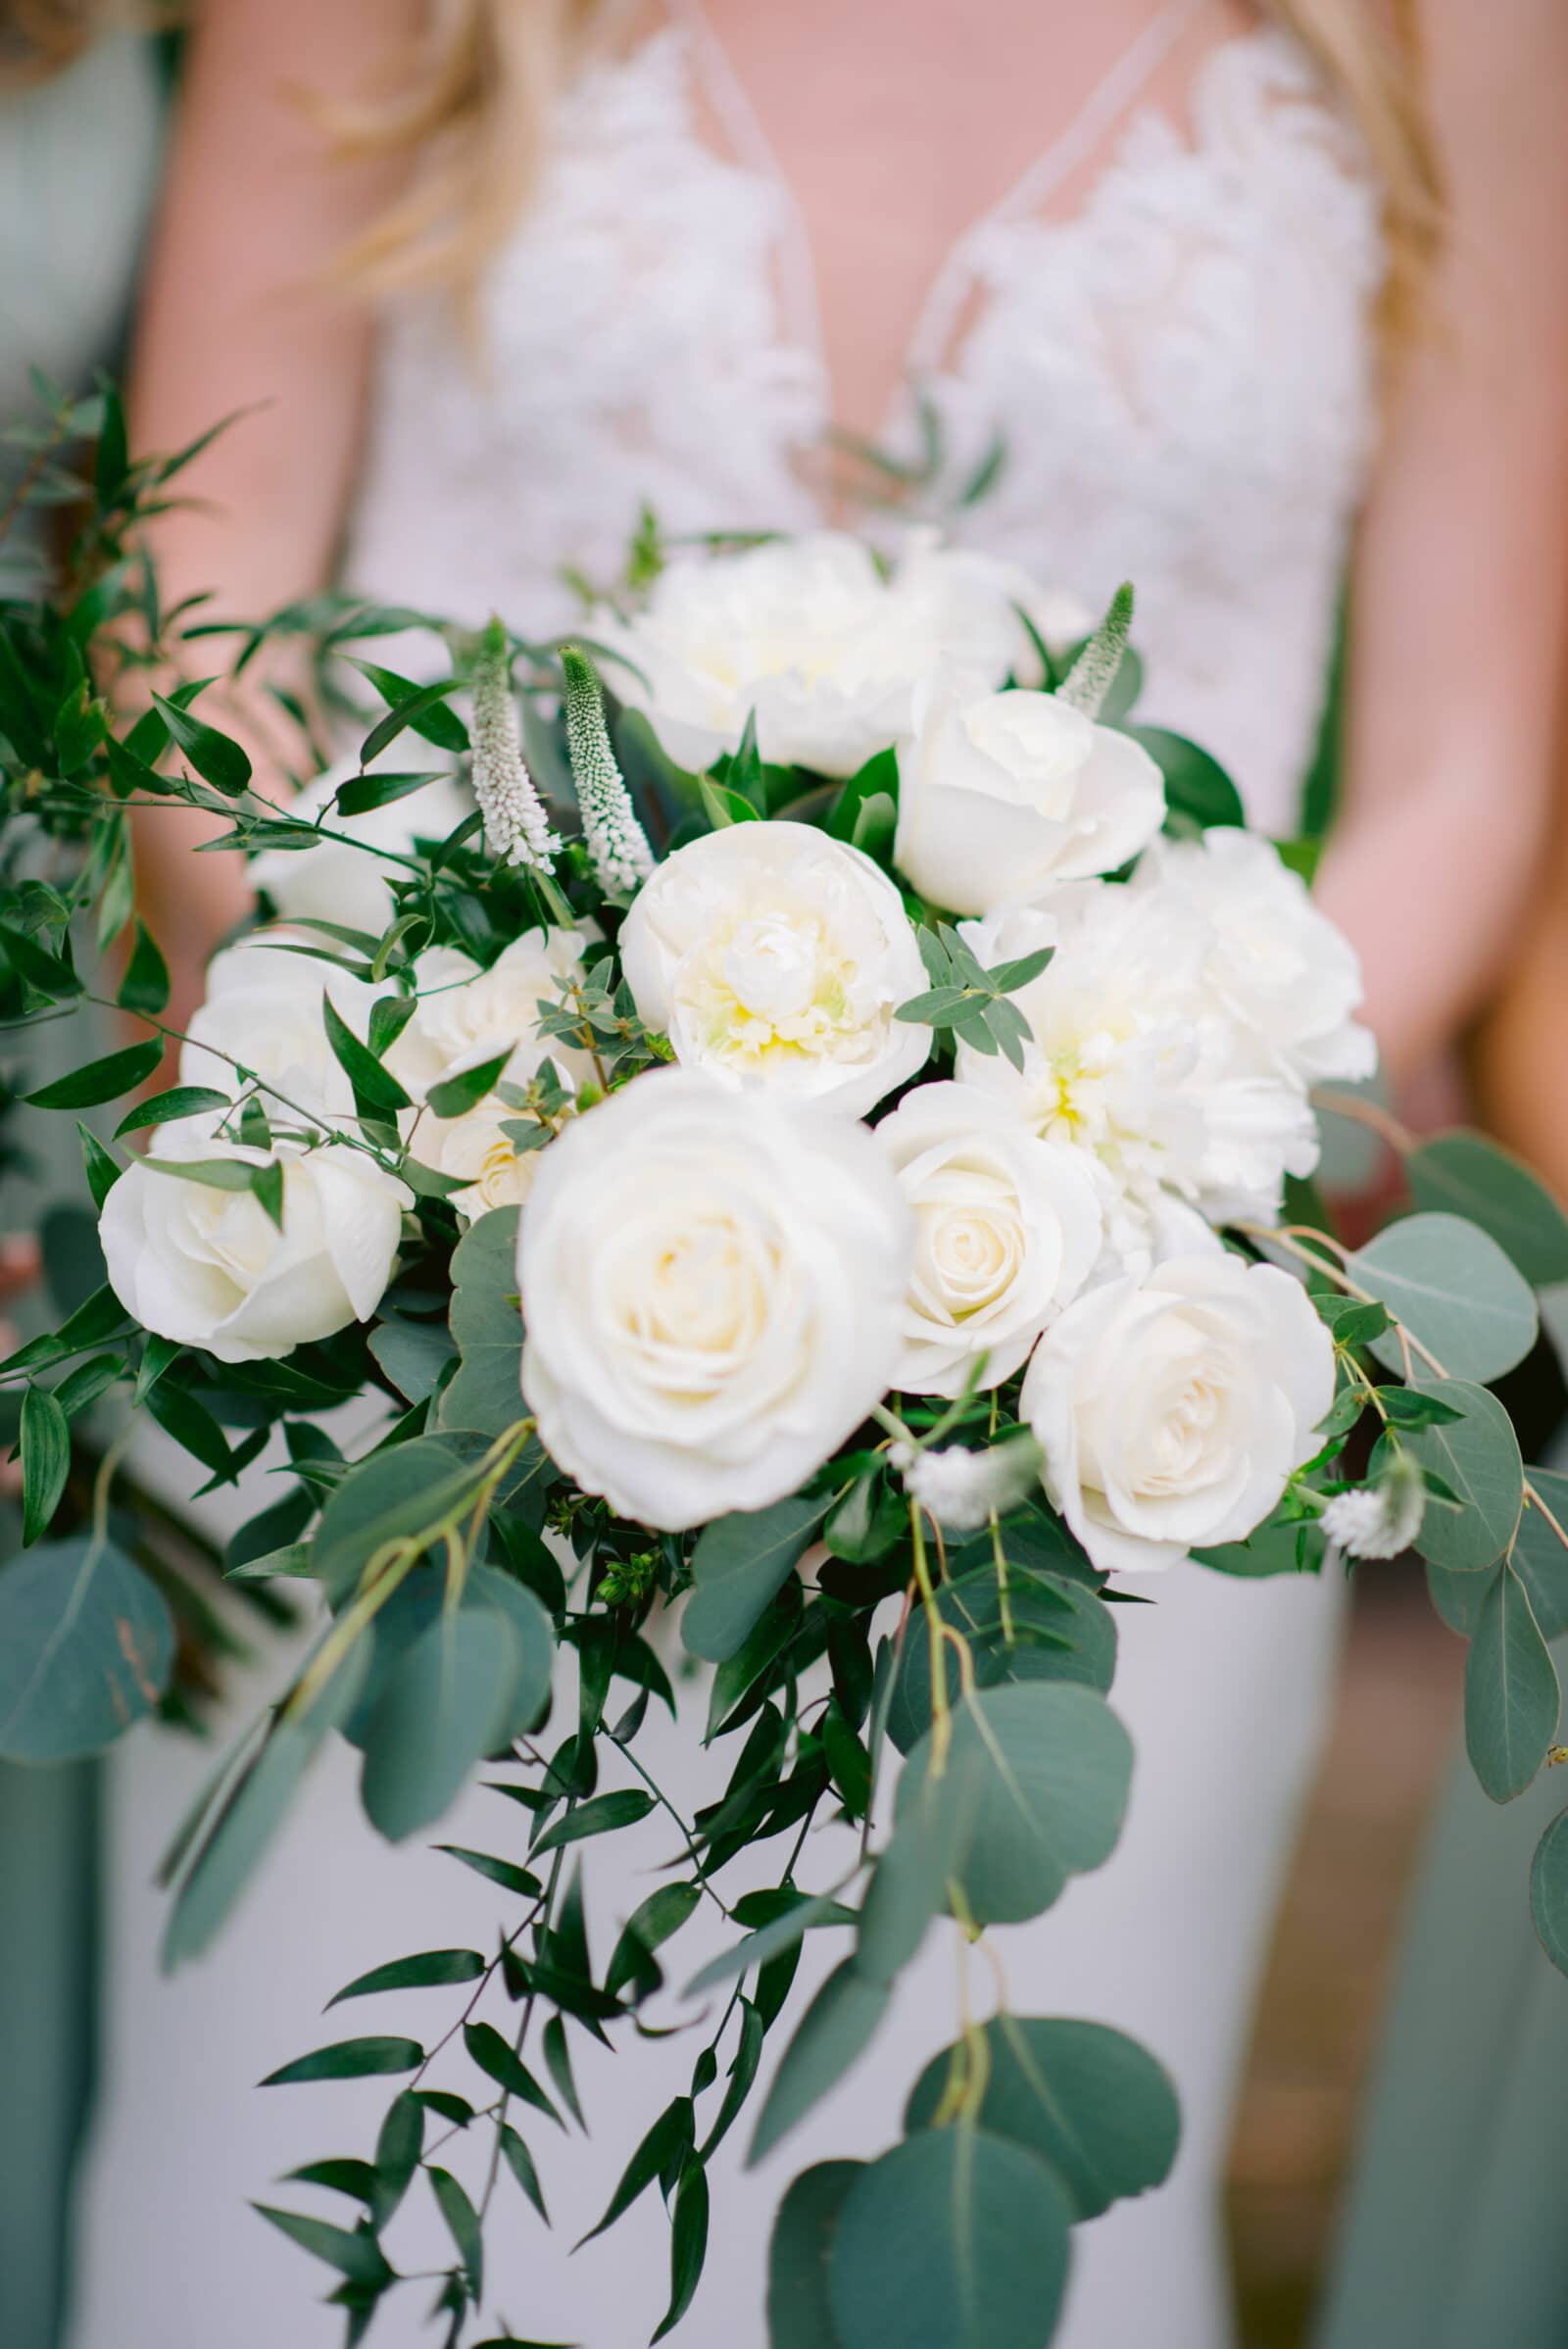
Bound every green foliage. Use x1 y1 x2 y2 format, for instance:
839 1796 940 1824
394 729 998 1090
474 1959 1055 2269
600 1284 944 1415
895 922 1051 1071
1403 1381 1524 1574
825 2128 1073 2349
1128 723 1246 832
1531 1807 1568 1978
683 1493 827 1661
440 1207 525 1441
886 1567 1115 1751
768 2162 861 2349
1351 1212 1539 1387
906 2017 1180 2221
749 1963 891 2166
1464 1563 1559 1803
1407 1131 1568 1288
0 1534 174 1760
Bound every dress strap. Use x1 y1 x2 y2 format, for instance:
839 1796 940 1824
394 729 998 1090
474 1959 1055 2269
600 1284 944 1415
906 0 1209 375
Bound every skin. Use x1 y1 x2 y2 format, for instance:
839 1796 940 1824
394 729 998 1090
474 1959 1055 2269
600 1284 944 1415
125 0 1568 1088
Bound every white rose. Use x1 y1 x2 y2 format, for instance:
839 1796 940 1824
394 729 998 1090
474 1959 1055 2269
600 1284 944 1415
619 821 930 1117
1131 828 1377 1089
179 931 381 1124
593 531 1069 778
956 883 1319 1225
895 678 1164 914
1022 1250 1334 1575
422 1096 554 1219
100 1123 410 1364
250 759 469 938
875 1081 1102 1395
518 1070 914 1530
387 928 591 1098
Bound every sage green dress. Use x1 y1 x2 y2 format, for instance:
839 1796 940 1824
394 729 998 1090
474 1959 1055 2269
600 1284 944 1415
1316 1734 1568 2348
0 32 165 2349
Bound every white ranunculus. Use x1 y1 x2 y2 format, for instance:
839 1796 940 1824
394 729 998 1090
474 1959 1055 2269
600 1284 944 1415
388 928 591 1099
875 1081 1102 1395
518 1070 914 1531
250 759 469 938
100 1123 410 1364
592 531 1076 778
956 883 1319 1225
1131 828 1377 1089
619 821 930 1117
1022 1250 1334 1575
422 1097 555 1220
179 931 382 1124
895 679 1164 914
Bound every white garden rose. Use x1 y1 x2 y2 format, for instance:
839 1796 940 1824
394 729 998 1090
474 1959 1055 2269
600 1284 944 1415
518 1070 914 1531
1131 828 1376 1089
619 821 930 1117
895 678 1164 915
250 759 469 937
387 928 591 1098
592 531 1075 778
956 883 1319 1225
422 1096 555 1219
100 1124 411 1365
875 1081 1102 1395
179 931 381 1124
1022 1250 1335 1575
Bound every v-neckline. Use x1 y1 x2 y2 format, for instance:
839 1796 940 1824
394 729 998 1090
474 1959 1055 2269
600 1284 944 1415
668 0 1213 444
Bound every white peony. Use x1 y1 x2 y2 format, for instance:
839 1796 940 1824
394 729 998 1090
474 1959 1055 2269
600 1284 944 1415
875 1081 1102 1395
179 931 381 1125
387 928 591 1099
956 883 1320 1225
250 759 469 938
1022 1250 1335 1575
895 678 1164 914
619 821 930 1118
518 1070 914 1531
100 1122 410 1364
1130 828 1377 1089
420 1096 555 1220
592 531 1077 778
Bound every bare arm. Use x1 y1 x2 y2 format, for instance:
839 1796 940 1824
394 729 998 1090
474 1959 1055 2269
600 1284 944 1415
1314 0 1568 1088
126 0 418 994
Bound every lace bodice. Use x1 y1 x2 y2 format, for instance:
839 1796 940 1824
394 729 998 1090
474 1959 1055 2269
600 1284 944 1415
343 4 1384 835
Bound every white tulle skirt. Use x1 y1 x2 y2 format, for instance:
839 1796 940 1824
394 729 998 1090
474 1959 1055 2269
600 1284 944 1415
69 1555 1346 2349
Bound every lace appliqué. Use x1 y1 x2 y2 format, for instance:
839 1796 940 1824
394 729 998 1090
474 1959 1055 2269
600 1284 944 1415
343 24 1382 838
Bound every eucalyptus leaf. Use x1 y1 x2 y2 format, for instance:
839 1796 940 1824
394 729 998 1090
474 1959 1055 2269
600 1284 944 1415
747 1961 890 2166
887 1568 1114 1753
1407 1131 1568 1289
766 2161 859 2349
904 2016 1180 2219
1531 1806 1568 1978
0 1535 173 1761
1404 1381 1524 1574
1465 1562 1559 1802
361 1606 522 1840
825 2127 1073 2349
891 1681 1133 1932
1352 1213 1538 1386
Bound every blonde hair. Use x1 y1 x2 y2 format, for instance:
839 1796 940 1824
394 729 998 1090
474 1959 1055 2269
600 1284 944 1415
0 0 154 82
325 0 1442 346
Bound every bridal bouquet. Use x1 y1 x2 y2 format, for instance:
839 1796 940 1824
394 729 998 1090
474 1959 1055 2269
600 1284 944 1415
6 403 1568 2348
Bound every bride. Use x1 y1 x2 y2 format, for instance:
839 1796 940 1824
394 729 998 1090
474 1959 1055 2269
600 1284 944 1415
70 2 1568 2344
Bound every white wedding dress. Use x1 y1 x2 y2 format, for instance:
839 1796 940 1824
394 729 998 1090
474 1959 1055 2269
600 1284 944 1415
70 6 1385 2345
